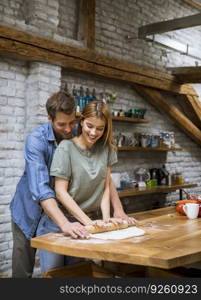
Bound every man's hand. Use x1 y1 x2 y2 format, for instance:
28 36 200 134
61 221 90 239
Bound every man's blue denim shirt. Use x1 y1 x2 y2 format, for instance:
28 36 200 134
10 122 57 239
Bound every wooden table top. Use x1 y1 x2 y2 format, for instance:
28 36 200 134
31 206 201 269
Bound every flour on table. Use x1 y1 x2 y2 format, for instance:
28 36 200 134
90 226 145 240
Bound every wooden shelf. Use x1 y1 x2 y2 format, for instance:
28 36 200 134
118 146 183 151
112 116 149 123
118 183 197 198
76 112 149 123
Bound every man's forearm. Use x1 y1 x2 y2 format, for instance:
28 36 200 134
40 198 90 238
40 198 71 230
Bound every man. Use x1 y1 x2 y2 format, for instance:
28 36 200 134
10 91 132 278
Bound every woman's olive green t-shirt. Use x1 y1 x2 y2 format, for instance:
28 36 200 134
50 139 118 213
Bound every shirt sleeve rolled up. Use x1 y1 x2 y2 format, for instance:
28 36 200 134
24 133 55 202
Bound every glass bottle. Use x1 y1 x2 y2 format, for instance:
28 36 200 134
79 86 84 111
72 85 80 112
91 88 97 101
84 88 90 105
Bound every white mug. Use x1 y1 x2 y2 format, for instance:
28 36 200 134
111 173 121 189
183 203 199 220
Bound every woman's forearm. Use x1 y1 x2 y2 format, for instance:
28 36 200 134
101 187 110 220
56 189 92 225
110 178 125 213
100 167 111 220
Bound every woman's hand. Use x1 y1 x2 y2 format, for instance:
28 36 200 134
113 211 139 225
90 219 112 228
104 217 125 226
60 221 90 239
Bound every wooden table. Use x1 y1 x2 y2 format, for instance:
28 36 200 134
31 206 201 271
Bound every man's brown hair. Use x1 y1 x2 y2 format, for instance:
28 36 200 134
46 91 76 120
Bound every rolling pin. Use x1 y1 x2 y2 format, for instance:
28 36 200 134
85 220 131 234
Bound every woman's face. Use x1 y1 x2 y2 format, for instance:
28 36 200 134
81 116 106 147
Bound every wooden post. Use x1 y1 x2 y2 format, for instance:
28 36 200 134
78 0 95 49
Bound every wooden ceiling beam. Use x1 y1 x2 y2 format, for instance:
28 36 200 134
134 84 201 146
138 13 201 38
0 24 196 96
169 66 201 83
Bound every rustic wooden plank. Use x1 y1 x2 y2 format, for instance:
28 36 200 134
0 24 197 96
134 85 201 146
169 66 201 83
138 13 201 38
0 37 195 95
0 24 173 82
118 183 197 198
31 206 201 269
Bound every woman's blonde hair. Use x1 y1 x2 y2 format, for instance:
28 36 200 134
78 101 116 149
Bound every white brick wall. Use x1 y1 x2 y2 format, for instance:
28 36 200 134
0 58 26 277
25 62 61 133
1 0 201 277
96 0 201 71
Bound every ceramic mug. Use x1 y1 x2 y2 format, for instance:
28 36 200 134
141 134 150 147
183 203 199 219
111 173 121 189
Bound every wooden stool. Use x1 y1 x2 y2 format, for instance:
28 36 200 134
146 266 201 278
101 261 146 277
42 261 115 278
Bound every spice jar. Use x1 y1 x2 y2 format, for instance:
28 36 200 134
177 173 183 184
172 173 183 185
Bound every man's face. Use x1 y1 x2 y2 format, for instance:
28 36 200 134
49 111 76 142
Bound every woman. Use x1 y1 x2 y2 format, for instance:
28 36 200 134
37 101 135 272
51 101 119 226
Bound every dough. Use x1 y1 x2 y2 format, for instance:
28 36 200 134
90 226 145 240
85 220 128 234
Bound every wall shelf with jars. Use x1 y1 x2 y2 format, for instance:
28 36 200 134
76 112 149 123
111 117 196 200
112 116 149 123
118 183 197 199
118 146 183 151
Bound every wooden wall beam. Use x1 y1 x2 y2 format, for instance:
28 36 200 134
177 94 201 129
0 24 196 96
134 85 201 146
78 0 95 49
